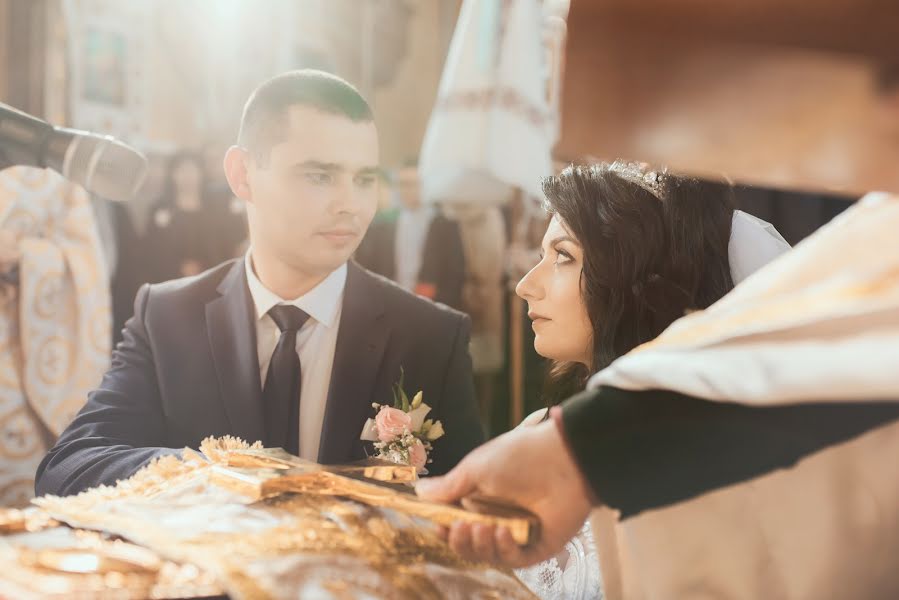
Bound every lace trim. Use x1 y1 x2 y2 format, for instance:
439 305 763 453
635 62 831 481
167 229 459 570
514 520 603 599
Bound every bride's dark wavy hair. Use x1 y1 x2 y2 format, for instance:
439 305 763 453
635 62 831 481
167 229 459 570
542 163 736 403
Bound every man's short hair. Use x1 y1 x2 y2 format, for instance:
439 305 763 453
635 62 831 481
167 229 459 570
237 70 373 164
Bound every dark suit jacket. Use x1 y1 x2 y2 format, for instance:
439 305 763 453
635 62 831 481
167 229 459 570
36 260 484 497
355 211 466 312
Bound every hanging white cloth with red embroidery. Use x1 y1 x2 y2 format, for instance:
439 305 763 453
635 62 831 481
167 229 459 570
419 0 554 205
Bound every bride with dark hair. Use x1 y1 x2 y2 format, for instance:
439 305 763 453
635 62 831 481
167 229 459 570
512 162 789 599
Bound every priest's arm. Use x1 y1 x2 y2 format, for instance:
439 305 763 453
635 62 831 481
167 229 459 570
558 386 899 518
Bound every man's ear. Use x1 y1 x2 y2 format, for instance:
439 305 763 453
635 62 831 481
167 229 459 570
223 146 253 203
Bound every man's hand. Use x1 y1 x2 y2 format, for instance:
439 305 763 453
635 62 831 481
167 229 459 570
415 418 594 568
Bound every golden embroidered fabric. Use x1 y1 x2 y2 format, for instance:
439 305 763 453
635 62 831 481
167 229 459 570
0 167 112 506
1 437 537 600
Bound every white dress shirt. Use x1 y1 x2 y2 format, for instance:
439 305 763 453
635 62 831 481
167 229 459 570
244 251 346 461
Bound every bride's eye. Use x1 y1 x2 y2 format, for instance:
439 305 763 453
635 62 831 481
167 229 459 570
554 248 574 265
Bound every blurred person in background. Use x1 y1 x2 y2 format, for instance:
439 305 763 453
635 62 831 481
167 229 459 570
447 202 508 429
105 150 169 345
142 150 247 283
355 165 466 311
91 193 142 346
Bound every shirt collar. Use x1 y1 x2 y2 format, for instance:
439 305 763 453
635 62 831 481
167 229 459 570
244 250 347 328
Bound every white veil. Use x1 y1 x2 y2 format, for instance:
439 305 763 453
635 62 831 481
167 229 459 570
728 210 791 285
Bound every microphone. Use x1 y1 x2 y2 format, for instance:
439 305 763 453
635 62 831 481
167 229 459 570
0 102 148 203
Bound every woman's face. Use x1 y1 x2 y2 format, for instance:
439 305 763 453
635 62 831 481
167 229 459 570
516 216 594 367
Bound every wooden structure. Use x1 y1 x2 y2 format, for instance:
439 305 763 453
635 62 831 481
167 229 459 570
560 0 899 195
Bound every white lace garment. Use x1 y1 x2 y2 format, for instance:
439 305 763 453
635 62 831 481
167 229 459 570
515 520 603 599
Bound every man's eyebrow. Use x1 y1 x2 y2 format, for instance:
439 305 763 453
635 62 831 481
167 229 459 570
355 166 381 176
290 162 383 178
292 160 342 172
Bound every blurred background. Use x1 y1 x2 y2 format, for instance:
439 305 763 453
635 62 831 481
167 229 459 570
0 0 896 448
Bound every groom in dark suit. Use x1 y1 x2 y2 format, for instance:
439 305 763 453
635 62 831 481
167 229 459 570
36 70 485 497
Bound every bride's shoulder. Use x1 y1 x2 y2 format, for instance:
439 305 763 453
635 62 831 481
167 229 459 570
517 408 549 429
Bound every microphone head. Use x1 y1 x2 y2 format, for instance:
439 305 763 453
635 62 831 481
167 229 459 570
58 129 148 203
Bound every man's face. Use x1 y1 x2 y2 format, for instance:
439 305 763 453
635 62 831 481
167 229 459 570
245 105 380 277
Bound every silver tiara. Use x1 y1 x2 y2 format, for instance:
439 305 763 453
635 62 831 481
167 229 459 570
608 160 668 198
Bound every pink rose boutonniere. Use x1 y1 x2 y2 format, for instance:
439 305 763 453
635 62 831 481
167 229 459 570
359 368 445 474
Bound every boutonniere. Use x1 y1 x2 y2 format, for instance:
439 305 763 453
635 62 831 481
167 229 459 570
359 368 445 474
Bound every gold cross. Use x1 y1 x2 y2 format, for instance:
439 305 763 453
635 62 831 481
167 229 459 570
210 448 538 546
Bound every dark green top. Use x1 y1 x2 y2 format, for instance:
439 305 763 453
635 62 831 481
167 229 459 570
560 386 899 518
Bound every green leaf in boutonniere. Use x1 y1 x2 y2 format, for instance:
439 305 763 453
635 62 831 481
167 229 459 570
392 367 411 411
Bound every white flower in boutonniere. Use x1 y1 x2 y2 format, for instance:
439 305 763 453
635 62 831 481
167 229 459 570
359 368 445 474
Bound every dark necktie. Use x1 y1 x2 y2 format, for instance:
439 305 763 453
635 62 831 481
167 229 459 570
262 305 310 455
